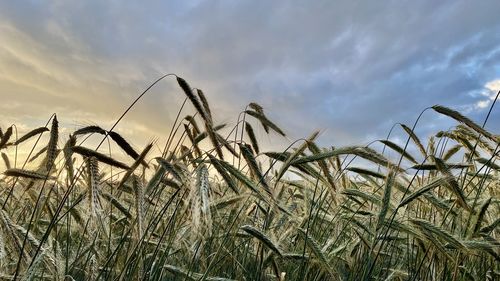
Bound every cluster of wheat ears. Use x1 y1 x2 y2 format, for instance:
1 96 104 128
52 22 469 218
0 76 498 281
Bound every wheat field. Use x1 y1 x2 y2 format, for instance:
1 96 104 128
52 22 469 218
0 76 498 281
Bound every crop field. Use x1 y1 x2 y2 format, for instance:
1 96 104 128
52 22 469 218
0 77 498 280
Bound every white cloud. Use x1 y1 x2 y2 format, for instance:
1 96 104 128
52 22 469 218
474 78 500 109
475 99 490 109
485 79 500 93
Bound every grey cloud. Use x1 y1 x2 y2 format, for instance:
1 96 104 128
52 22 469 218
0 0 499 151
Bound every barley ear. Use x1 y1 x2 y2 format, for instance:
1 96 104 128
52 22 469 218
241 225 282 257
376 170 395 231
184 115 201 136
238 143 270 194
4 168 55 180
400 124 427 157
206 122 224 160
210 156 269 203
73 125 106 136
45 115 59 172
277 130 319 181
14 127 49 145
216 133 238 157
245 122 260 154
176 77 209 122
63 135 76 181
432 105 497 142
442 144 462 161
346 167 385 179
433 156 471 211
245 110 285 137
0 126 12 149
197 89 212 122
183 124 202 157
480 217 500 234
108 131 141 161
207 154 239 194
117 142 153 190
133 175 144 240
72 146 130 170
398 177 447 207
154 157 183 183
307 141 337 192
296 228 337 276
101 192 132 218
379 139 418 164
195 164 212 236
86 156 100 218
163 264 237 281
248 102 268 130
410 218 465 250
471 198 492 236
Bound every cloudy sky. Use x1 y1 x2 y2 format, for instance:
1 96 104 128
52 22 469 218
1 1 499 154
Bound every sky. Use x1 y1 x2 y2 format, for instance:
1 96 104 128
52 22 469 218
0 0 499 156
